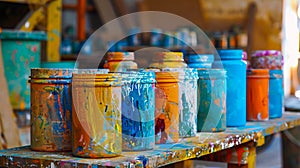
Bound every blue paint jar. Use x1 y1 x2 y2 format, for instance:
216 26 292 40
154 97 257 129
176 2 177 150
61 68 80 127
212 49 246 127
161 68 198 137
197 69 227 132
188 54 214 68
269 70 284 118
121 70 156 151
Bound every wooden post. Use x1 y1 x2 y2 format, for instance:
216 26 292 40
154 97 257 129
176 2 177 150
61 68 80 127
0 40 21 148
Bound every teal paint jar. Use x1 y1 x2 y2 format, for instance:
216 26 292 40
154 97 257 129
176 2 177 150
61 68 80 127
269 70 284 118
162 68 199 137
41 61 77 68
121 70 156 151
188 54 214 68
197 69 227 132
212 49 246 127
0 30 46 110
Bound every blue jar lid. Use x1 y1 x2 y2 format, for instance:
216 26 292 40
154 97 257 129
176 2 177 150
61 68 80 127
188 54 214 63
269 69 283 79
121 70 156 84
197 69 226 79
0 30 47 40
161 68 198 80
216 49 243 60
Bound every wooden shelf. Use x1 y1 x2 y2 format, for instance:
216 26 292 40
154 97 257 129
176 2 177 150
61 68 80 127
0 112 299 167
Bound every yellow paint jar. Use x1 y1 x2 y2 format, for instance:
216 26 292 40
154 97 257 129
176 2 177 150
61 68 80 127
72 73 122 158
155 71 180 144
149 52 187 69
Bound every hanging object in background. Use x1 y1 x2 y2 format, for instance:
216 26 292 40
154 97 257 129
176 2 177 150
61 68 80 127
269 70 284 118
246 69 270 121
104 52 138 72
127 27 141 46
72 73 122 158
213 49 246 127
250 50 283 69
162 68 198 137
197 69 227 132
155 71 180 144
41 61 77 68
0 30 46 111
149 52 187 69
121 70 156 151
150 28 162 47
187 54 214 68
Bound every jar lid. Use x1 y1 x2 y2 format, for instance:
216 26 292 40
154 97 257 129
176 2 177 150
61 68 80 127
30 68 109 79
188 54 214 63
107 52 135 61
155 71 180 83
251 50 282 57
121 70 156 84
216 49 243 60
269 69 283 78
0 30 47 40
197 69 226 79
153 52 184 61
161 68 198 80
72 73 121 86
31 68 74 79
247 69 270 78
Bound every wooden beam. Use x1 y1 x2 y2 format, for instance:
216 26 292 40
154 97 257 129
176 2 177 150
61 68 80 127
77 0 86 41
0 40 21 148
46 0 61 61
16 7 45 31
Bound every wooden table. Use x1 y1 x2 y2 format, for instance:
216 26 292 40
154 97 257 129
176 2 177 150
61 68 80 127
0 112 300 168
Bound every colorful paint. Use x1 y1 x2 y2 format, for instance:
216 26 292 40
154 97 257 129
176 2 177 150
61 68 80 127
30 68 109 152
155 71 180 144
30 68 73 152
104 52 138 72
0 31 46 110
149 52 187 69
213 49 246 127
250 50 283 69
197 69 227 132
121 70 156 151
162 68 198 137
0 112 299 167
246 69 270 121
269 70 283 118
72 73 122 158
187 54 214 68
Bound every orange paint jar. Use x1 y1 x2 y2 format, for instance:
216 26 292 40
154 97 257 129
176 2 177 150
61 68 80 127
104 52 138 72
72 73 122 158
246 69 269 121
155 71 180 144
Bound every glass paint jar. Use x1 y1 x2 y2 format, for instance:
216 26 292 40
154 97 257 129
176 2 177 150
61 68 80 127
72 73 122 158
104 52 138 72
212 49 246 127
121 70 156 151
30 69 109 152
269 70 284 118
250 50 283 69
162 68 198 137
149 52 187 69
246 69 270 121
155 71 180 144
197 69 227 132
187 54 214 68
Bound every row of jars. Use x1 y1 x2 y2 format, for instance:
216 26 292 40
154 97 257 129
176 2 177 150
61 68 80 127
29 50 283 158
